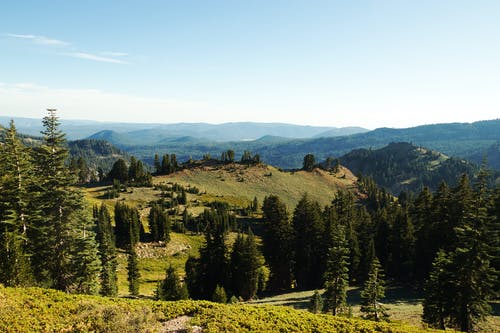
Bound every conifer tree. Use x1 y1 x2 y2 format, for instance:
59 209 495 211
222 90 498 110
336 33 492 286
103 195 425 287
323 224 350 316
32 109 101 293
127 244 140 296
0 121 34 286
157 265 188 301
185 209 229 300
212 284 227 303
95 204 118 296
261 195 294 291
293 194 325 289
360 257 388 321
422 250 454 330
230 230 266 300
308 290 324 314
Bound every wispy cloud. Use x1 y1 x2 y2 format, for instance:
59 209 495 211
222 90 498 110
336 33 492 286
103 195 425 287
100 51 128 57
6 33 130 65
7 33 68 46
66 52 129 64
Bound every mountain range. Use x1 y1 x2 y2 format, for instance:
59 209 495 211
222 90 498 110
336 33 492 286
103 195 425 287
0 116 368 142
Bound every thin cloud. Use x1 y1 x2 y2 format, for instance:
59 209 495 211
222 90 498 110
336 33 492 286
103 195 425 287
7 33 68 46
100 51 128 57
66 52 129 64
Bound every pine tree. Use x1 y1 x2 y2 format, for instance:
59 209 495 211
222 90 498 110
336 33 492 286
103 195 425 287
157 265 188 301
127 244 140 296
32 110 101 293
0 121 34 286
95 204 118 296
185 209 229 300
108 158 128 183
360 257 388 321
153 154 161 174
212 284 227 303
114 202 141 248
292 194 325 289
422 250 454 330
261 195 294 291
230 230 266 300
308 290 324 314
323 224 350 316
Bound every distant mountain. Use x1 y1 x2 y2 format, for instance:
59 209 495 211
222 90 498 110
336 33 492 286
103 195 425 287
313 127 369 138
1 116 366 142
336 142 477 194
249 119 500 169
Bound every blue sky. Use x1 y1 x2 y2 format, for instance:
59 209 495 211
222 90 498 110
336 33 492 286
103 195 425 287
1 0 499 129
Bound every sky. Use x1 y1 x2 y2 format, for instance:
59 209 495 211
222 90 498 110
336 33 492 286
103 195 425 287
1 0 499 129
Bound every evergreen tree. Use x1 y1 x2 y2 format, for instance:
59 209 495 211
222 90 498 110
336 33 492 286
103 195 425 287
108 158 128 183
161 154 171 174
212 284 227 303
303 154 316 171
230 230 266 300
32 109 101 293
390 207 415 281
0 121 34 286
292 194 325 289
127 244 140 296
323 224 350 316
360 257 388 321
308 290 324 314
153 154 161 174
148 204 171 243
95 204 118 296
0 211 32 286
114 202 141 248
422 250 454 330
185 209 229 300
261 195 294 291
157 265 188 301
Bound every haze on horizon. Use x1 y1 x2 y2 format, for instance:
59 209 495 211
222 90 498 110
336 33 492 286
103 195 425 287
1 1 500 130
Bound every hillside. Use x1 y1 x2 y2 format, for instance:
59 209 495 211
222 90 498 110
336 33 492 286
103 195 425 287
337 142 477 194
252 119 500 169
0 287 446 333
154 162 359 209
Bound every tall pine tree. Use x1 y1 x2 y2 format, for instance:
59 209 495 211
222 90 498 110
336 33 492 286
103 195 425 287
32 110 101 293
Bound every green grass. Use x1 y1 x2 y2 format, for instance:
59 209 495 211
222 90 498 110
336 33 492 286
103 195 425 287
0 286 449 333
116 232 205 297
252 287 500 332
155 163 358 209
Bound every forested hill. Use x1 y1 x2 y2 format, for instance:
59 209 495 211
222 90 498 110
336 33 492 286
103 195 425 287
337 142 477 194
251 119 500 169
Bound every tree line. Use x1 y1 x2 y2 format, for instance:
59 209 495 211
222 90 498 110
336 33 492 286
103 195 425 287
258 172 498 331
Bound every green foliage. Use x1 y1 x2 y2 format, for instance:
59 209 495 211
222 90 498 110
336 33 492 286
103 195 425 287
148 203 171 243
323 224 350 316
0 286 446 333
292 194 325 289
308 290 324 314
94 204 118 297
261 195 294 291
31 110 101 293
157 265 188 301
360 257 389 321
230 230 266 300
0 121 34 286
302 153 316 171
212 284 227 303
127 245 140 296
114 202 141 248
423 173 497 332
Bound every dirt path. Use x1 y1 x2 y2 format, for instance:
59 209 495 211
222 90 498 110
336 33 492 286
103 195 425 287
163 315 203 333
